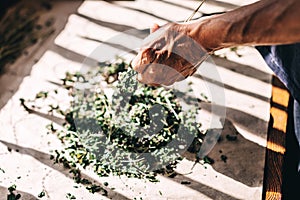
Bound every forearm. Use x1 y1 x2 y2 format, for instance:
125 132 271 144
188 0 300 51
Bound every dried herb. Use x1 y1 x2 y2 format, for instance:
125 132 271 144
226 134 237 141
221 155 228 163
38 191 46 198
22 59 204 193
0 1 54 73
203 156 214 165
7 184 21 200
180 180 191 185
66 193 76 200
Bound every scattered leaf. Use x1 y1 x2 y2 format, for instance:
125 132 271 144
180 180 191 185
38 191 45 198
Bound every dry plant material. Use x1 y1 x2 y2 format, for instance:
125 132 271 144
21 60 204 192
0 1 55 73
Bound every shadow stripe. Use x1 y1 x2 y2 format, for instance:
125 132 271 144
76 13 149 39
193 73 270 102
210 55 271 84
164 173 241 200
0 140 131 200
108 1 172 22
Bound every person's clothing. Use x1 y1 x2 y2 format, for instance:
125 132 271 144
256 44 300 103
294 99 300 171
256 44 300 171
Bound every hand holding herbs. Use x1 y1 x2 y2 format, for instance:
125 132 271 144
132 23 208 86
21 60 205 185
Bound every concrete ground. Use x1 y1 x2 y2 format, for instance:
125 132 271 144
0 0 273 199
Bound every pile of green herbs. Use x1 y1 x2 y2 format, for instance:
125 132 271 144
22 60 203 187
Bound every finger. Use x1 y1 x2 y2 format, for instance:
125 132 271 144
131 52 144 73
132 48 154 73
137 63 168 85
151 23 160 33
137 65 159 85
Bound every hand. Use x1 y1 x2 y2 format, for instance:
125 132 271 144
132 23 208 86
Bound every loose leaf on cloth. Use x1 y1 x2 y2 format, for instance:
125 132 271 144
21 59 205 185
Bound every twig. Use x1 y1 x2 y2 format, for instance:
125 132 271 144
185 0 206 22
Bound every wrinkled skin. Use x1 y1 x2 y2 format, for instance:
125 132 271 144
132 23 208 86
132 0 300 86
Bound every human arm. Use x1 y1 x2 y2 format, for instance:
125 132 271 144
188 0 300 51
132 0 300 85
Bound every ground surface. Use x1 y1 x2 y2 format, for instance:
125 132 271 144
0 0 273 199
